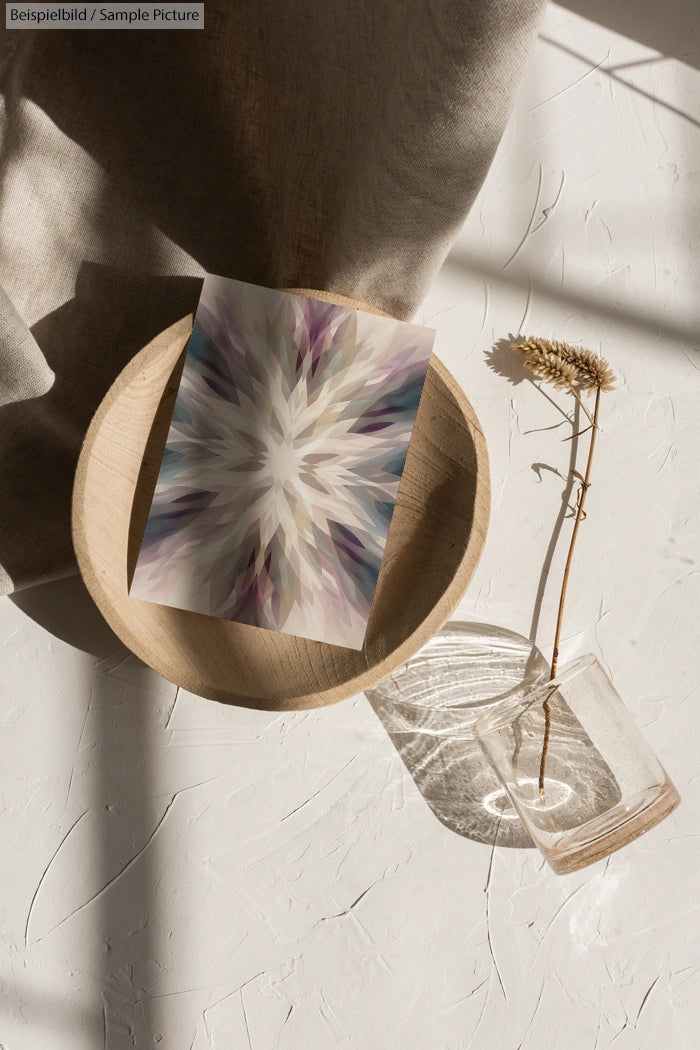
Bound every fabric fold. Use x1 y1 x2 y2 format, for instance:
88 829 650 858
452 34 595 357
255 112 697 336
0 286 54 407
0 1 547 594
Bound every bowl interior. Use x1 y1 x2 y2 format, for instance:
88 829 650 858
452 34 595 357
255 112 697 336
72 316 489 709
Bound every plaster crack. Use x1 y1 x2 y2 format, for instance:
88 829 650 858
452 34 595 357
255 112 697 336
498 163 543 274
635 975 660 1026
279 756 357 823
240 986 253 1050
544 883 587 933
484 831 507 1002
280 1003 294 1032
65 687 93 805
527 47 610 111
518 277 532 334
437 975 490 1015
202 973 265 1043
24 809 89 946
30 791 183 943
164 686 181 731
314 882 378 927
532 170 566 233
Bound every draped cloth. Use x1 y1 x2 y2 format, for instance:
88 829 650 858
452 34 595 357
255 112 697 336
0 1 546 594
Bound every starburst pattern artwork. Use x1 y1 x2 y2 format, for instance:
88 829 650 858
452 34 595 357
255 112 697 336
130 276 434 648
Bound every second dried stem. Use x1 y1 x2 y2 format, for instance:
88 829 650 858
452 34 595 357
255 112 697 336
539 385 602 801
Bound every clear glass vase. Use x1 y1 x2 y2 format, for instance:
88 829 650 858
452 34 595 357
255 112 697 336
473 654 680 874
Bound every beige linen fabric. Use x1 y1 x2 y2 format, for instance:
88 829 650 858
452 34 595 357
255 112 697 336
0 286 54 406
0 1 546 594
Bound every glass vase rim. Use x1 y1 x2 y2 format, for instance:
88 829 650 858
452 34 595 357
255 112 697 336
473 652 600 736
371 678 543 716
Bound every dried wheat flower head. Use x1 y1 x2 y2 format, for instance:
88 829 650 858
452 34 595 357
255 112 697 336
518 348 579 390
512 336 616 391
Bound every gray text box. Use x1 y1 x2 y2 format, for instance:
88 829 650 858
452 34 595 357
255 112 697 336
6 4 204 28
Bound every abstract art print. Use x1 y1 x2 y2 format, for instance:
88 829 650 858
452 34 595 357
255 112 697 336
130 276 435 648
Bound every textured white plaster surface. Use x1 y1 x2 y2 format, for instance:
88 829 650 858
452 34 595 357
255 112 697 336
1 4 699 1048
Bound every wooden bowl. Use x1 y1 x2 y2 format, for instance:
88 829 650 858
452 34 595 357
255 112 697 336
72 306 489 710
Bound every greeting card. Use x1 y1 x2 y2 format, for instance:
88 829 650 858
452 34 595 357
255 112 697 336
130 276 434 648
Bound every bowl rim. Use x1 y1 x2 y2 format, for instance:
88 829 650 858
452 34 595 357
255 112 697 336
72 312 490 708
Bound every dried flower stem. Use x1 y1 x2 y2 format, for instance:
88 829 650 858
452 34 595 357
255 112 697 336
549 386 601 681
511 336 615 805
538 687 556 801
538 385 602 800
569 387 596 428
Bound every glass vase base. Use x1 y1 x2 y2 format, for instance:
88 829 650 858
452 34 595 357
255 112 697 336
541 777 680 875
474 655 682 875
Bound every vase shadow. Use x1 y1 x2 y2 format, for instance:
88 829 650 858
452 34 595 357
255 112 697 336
365 621 549 848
